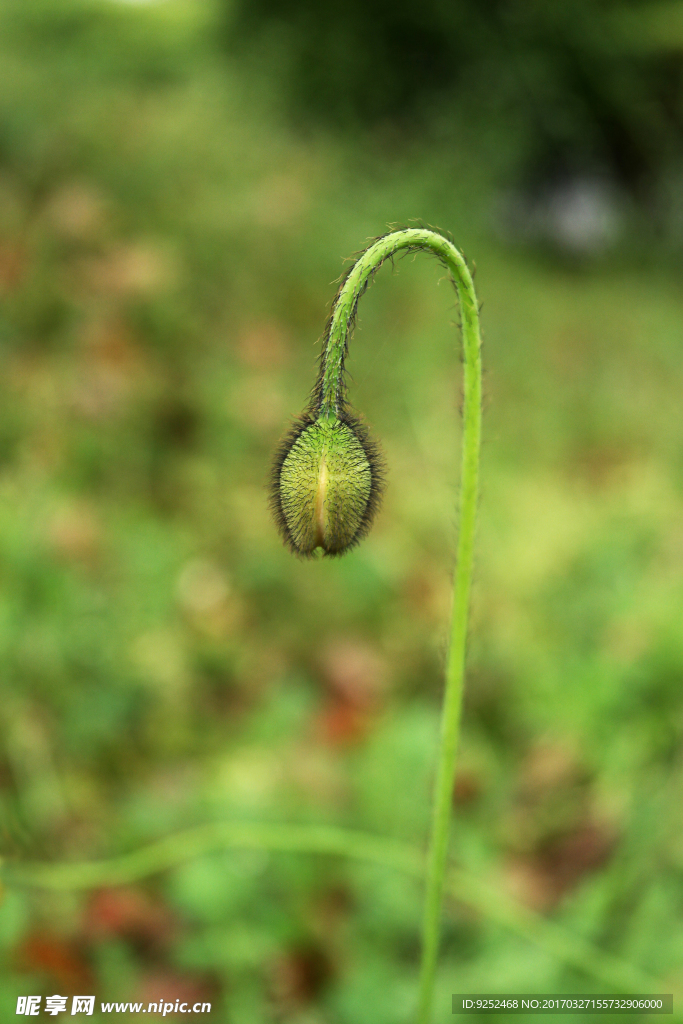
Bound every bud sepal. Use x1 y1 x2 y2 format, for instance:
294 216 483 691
270 410 385 557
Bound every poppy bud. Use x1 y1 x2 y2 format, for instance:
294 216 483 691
270 413 384 556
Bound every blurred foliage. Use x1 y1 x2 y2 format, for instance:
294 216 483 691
1 0 683 1021
226 0 683 205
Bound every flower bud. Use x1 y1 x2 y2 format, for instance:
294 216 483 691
271 413 384 556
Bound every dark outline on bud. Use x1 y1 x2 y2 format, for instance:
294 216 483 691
270 225 469 560
269 407 385 558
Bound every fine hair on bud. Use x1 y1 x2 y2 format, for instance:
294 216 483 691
270 409 385 557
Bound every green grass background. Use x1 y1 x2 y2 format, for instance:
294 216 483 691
1 2 683 1020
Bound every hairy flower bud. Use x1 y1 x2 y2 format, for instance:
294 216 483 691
270 413 384 556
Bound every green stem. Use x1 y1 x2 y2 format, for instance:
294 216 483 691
6 229 481 1023
2 822 419 890
319 227 482 1023
2 822 673 1001
2 232 677 1016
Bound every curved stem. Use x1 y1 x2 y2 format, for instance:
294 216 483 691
319 228 482 1023
2 232 677 1016
2 822 419 889
6 229 482 1024
1 822 670 999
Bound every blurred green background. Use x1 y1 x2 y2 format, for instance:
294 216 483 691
1 0 683 1020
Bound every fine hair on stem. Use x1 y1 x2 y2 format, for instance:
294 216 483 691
270 226 483 1024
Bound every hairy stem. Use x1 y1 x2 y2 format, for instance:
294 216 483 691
3 232 676 1017
7 229 482 1024
319 227 482 1022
